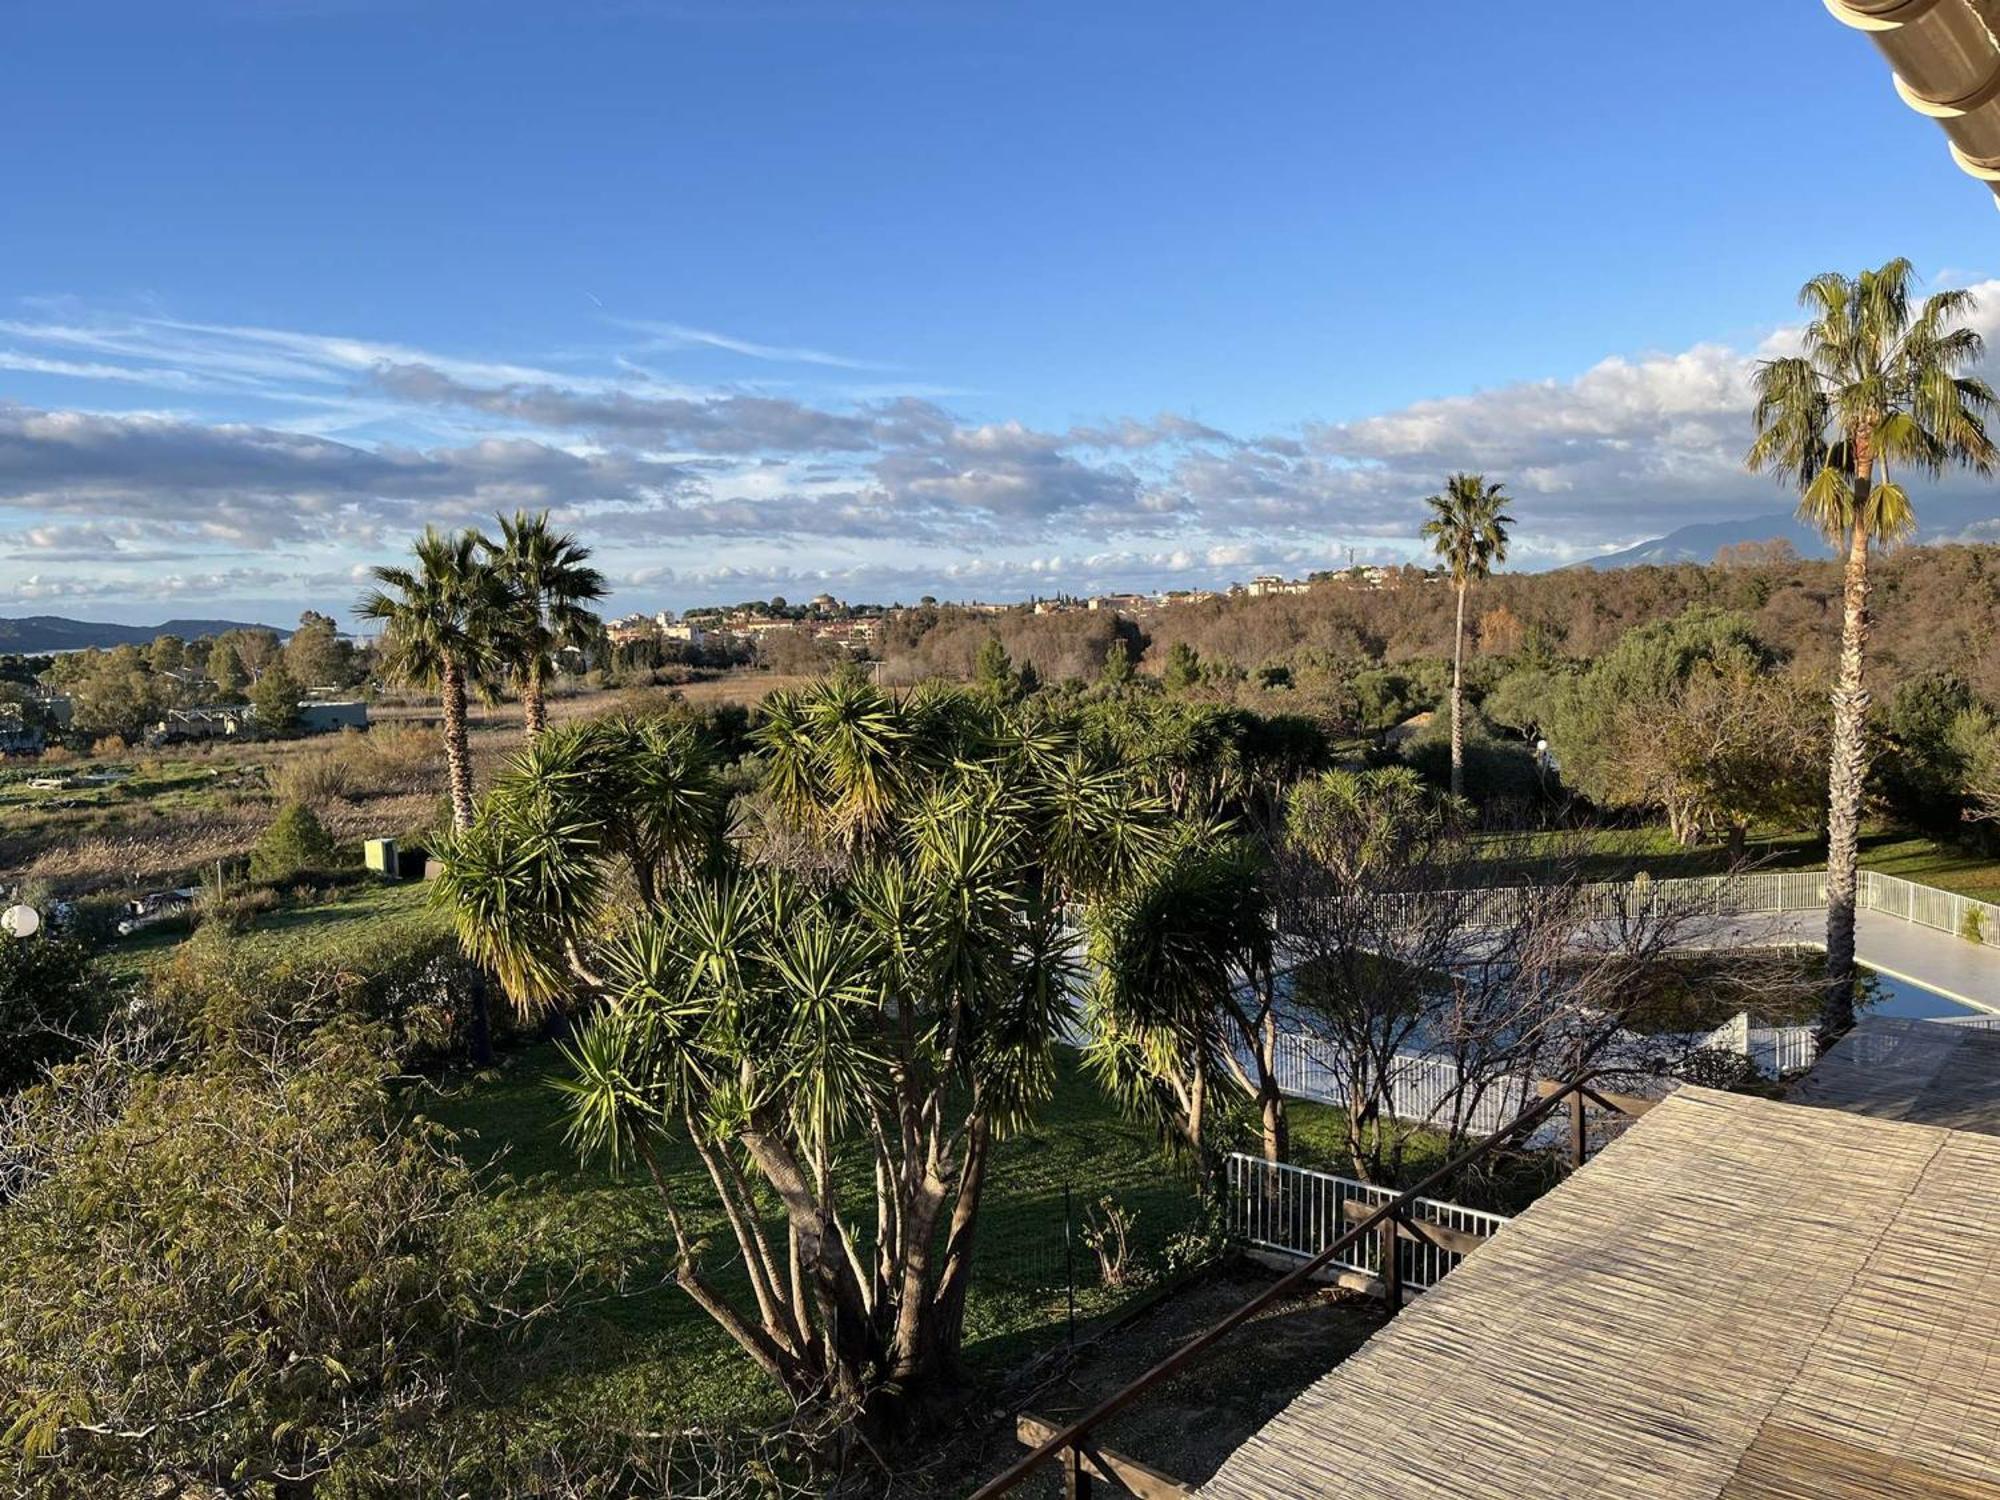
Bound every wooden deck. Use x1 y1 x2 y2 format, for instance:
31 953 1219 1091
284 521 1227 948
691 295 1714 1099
1788 1016 2000 1137
1200 1088 2000 1499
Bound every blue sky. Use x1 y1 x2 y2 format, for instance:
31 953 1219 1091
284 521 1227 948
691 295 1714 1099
3 0 1998 624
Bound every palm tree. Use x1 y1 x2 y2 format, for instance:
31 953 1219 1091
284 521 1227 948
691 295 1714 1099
1420 473 1513 798
357 527 516 830
1748 259 1996 1039
485 510 607 738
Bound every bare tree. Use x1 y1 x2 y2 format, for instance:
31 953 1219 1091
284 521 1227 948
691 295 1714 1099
1272 770 1809 1183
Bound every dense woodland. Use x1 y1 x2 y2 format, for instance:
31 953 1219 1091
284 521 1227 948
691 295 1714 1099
865 542 2000 857
886 542 2000 709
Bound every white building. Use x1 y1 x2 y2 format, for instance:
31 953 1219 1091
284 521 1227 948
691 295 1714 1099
1247 574 1311 598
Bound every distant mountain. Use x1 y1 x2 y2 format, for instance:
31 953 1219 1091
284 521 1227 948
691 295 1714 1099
1574 514 1837 570
0 615 290 654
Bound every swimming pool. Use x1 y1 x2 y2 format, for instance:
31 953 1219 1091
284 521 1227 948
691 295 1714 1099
1858 965 1990 1021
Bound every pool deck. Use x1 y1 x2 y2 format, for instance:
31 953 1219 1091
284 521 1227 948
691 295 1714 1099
1712 908 2000 1015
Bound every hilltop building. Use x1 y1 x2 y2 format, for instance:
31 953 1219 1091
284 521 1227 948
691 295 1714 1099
1246 574 1313 598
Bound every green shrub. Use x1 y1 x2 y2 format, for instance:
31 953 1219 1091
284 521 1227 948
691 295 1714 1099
1962 906 1987 945
0 1025 532 1495
193 882 280 934
1399 716 1549 814
268 750 354 807
142 917 493 1068
247 801 338 882
0 932 102 1091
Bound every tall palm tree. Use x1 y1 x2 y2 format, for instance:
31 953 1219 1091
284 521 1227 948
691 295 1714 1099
1420 473 1513 798
485 509 607 738
358 527 516 830
1748 259 1996 1039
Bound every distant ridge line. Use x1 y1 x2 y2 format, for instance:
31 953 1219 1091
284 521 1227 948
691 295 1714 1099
0 615 292 654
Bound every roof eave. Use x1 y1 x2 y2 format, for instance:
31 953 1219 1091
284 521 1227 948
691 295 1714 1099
1825 0 2000 206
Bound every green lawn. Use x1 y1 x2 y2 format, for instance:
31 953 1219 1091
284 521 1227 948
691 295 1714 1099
413 1036 1550 1443
1479 824 2000 903
94 876 440 988
232 876 441 954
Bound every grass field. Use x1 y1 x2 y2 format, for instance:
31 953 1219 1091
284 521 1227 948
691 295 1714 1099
93 876 443 987
0 669 805 895
1479 824 2000 903
411 1030 1554 1449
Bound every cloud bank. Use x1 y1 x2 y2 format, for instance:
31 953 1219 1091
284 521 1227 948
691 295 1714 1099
3 297 1998 618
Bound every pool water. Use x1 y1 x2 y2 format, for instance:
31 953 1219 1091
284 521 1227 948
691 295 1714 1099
1858 966 1988 1021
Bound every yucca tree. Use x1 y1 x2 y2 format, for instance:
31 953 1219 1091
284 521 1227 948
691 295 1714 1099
1420 473 1513 798
1748 259 1996 1038
357 527 517 829
485 509 607 738
432 680 1168 1437
1085 817 1282 1162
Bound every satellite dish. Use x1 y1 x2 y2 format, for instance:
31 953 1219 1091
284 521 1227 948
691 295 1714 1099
1 904 40 939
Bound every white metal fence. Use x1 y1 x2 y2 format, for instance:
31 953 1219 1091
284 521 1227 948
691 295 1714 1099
1434 870 1830 930
1272 1032 1538 1138
1693 1011 1818 1076
1860 870 2000 946
1446 868 2000 944
1934 1013 2000 1032
1224 1152 1510 1294
1750 1022 1819 1074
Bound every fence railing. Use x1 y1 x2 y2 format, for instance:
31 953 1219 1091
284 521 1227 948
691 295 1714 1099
974 1078 1635 1499
1440 867 2000 946
1272 1032 1540 1139
1224 1153 1509 1296
1693 1011 1819 1076
1751 1022 1819 1074
1861 869 2000 946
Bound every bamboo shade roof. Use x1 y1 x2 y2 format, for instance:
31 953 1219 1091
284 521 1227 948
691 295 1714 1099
1201 1087 2000 1499
1790 1016 2000 1138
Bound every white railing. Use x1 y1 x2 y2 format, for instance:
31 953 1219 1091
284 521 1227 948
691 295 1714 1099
1932 1013 2000 1032
1693 1012 1817 1076
1441 867 2000 945
1861 870 2000 947
1751 1023 1819 1074
1272 1033 1539 1139
1224 1152 1509 1294
1433 870 1830 930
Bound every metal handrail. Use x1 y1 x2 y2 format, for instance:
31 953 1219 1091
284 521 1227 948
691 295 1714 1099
970 1074 1622 1498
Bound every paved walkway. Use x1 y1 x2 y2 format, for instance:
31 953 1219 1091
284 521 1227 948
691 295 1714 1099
1707 909 2000 1015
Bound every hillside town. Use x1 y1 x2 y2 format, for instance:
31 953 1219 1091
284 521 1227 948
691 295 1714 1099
601 563 1408 655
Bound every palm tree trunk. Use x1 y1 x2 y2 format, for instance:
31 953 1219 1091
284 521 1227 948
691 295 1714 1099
440 656 477 831
1449 577 1468 799
1257 1002 1287 1162
522 658 548 739
1822 499 1874 1042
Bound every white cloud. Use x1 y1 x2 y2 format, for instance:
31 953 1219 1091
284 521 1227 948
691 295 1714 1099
6 291 2000 617
617 318 889 371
